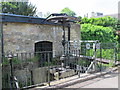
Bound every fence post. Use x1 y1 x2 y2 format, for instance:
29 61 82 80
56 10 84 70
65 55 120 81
78 50 80 78
0 43 2 89
113 44 117 65
47 53 50 86
0 18 3 90
100 43 102 71
93 41 97 71
0 53 2 90
118 66 120 90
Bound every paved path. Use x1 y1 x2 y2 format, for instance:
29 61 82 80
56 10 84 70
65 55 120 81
66 71 118 88
80 55 120 64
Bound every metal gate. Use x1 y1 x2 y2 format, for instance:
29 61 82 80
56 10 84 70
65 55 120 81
2 41 120 89
70 40 120 72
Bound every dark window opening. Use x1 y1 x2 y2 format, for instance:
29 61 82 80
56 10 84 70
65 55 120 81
35 41 52 52
35 41 53 67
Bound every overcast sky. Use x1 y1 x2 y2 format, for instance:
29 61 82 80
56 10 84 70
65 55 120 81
29 0 119 17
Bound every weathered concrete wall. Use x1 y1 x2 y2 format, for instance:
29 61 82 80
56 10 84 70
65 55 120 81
3 22 80 55
71 23 81 41
32 67 48 84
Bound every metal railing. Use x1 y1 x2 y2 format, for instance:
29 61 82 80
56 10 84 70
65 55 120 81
2 42 120 89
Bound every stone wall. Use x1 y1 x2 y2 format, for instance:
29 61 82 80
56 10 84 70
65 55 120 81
2 22 80 88
3 22 80 55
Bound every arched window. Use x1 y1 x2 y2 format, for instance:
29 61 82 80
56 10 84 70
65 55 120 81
35 41 52 52
35 41 53 67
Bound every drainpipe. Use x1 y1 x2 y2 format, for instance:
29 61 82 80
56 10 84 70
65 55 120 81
1 23 4 58
62 19 66 56
68 23 71 54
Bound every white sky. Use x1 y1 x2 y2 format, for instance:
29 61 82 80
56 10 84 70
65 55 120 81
29 0 119 17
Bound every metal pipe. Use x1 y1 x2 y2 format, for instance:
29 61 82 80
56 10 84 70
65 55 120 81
9 58 14 89
68 24 71 54
0 22 4 60
47 53 50 86
62 19 66 55
0 22 2 90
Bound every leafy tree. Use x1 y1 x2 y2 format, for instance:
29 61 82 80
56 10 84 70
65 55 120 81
81 24 118 43
80 16 117 29
116 20 120 43
77 16 82 20
80 16 119 60
1 2 37 16
60 7 76 17
79 16 119 43
116 20 120 30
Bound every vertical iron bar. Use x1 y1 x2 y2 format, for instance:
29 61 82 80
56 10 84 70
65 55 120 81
21 53 23 70
47 52 50 86
44 52 47 83
114 44 117 64
25 68 27 87
93 41 97 71
78 49 80 78
0 23 4 60
100 43 102 72
0 18 3 90
9 58 14 89
68 24 71 55
62 20 66 56
75 50 77 74
40 53 43 67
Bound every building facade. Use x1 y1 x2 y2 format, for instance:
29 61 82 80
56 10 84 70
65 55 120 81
0 14 80 56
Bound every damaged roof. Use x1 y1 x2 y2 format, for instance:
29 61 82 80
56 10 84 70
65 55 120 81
0 13 61 26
